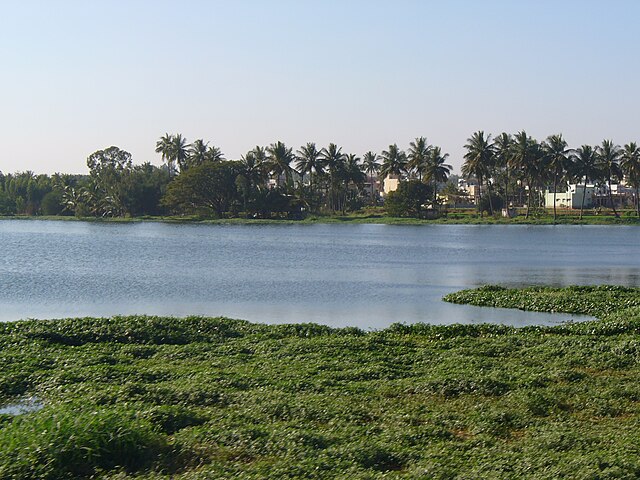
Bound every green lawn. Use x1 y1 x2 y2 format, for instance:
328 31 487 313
2 287 640 478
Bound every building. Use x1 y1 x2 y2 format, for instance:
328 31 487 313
382 174 401 195
544 184 596 209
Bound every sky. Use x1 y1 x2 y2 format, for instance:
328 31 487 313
1 0 639 175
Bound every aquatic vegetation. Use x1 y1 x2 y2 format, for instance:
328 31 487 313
1 288 640 477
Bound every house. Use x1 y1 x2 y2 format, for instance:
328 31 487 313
544 184 596 209
383 174 401 195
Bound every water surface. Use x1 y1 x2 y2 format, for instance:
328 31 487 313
1 220 637 328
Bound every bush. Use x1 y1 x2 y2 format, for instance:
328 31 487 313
384 180 433 218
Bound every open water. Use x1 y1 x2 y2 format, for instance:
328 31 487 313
1 220 638 328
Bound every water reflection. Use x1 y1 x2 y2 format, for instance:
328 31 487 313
0 397 43 415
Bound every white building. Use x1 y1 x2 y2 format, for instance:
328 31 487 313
544 184 596 209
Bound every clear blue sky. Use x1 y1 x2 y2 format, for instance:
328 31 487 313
1 0 639 174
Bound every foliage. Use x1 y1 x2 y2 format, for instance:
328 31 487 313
3 287 640 477
162 160 241 216
384 180 433 217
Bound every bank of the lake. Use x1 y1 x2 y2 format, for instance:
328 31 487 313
2 286 640 479
2 210 640 225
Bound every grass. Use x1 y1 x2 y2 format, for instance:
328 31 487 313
1 287 640 478
2 208 640 225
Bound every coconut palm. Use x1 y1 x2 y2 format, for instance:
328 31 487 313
295 143 323 192
511 131 544 218
362 151 381 204
543 134 573 221
597 140 623 217
621 142 640 217
155 133 175 177
266 141 295 190
379 144 407 179
493 132 513 209
171 134 191 173
572 145 600 219
320 143 347 211
423 146 452 209
341 154 365 212
207 145 224 162
407 137 431 180
187 139 210 170
462 131 494 216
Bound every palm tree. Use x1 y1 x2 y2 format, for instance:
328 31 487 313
407 137 431 180
462 131 494 216
207 145 224 162
597 140 623 217
423 146 452 209
493 132 513 209
572 145 600 219
320 143 347 211
362 151 381 204
511 131 544 218
621 142 640 217
543 134 572 221
187 139 210 169
155 133 175 177
171 134 191 173
295 143 323 193
342 154 365 212
379 144 407 180
266 141 295 190
240 150 268 190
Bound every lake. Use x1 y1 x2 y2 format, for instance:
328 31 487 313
1 220 638 328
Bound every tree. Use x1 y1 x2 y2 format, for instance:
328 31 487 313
379 144 407 180
320 143 347 211
384 180 433 218
493 132 513 208
407 137 431 180
597 140 623 217
572 145 600 219
155 133 174 176
341 154 365 212
511 131 544 218
266 141 295 190
462 131 494 216
543 134 572 221
362 151 381 204
423 146 451 209
86 146 134 216
162 161 241 217
172 134 191 173
621 142 640 217
295 143 323 194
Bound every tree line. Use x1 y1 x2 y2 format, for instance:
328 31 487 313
461 131 640 219
1 131 638 219
0 135 453 218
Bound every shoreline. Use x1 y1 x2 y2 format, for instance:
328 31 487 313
1 213 640 226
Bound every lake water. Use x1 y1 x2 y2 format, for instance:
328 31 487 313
0 220 638 328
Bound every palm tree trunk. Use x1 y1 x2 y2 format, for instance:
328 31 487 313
636 186 639 218
553 172 558 222
487 181 494 216
608 177 619 217
580 178 588 220
477 175 483 218
525 179 532 219
504 168 509 216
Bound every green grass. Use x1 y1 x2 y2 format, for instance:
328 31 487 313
2 288 640 478
2 209 640 225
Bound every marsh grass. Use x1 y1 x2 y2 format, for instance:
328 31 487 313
1 287 640 478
